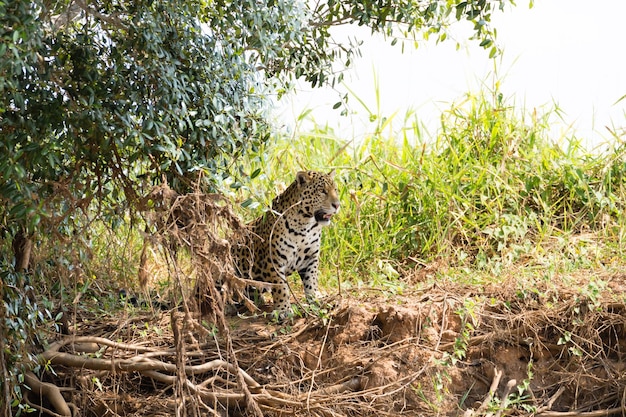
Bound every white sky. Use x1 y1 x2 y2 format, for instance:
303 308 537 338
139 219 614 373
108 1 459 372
275 0 626 148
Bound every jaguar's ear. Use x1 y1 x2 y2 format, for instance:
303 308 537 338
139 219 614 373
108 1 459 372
327 169 335 179
296 171 311 186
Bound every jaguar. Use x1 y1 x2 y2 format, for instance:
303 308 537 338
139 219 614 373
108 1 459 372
232 170 340 318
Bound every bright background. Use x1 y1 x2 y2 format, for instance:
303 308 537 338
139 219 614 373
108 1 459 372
276 0 626 148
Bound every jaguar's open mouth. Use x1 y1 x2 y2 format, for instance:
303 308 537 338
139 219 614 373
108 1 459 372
314 210 334 223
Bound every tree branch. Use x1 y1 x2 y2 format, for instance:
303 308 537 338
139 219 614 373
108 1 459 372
74 0 127 29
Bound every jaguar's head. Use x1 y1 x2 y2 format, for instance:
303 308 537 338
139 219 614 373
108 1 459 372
295 170 340 226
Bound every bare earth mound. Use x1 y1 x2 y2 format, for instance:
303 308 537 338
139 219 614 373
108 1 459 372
31 273 626 417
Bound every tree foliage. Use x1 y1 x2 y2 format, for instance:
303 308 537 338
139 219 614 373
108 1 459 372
0 0 512 233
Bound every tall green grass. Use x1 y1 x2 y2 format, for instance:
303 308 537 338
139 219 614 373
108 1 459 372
236 86 626 286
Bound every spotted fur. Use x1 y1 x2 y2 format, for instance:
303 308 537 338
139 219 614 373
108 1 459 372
232 170 340 317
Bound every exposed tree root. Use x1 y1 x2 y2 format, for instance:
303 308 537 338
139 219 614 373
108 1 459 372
24 371 71 417
29 303 431 416
32 332 368 415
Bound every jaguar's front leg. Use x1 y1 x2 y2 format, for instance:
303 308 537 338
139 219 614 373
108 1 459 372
299 260 322 305
269 272 292 320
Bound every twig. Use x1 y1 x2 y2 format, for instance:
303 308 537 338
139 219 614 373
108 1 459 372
536 386 567 413
171 311 187 416
439 326 532 351
306 315 332 410
475 367 503 415
260 318 313 354
537 407 626 417
494 379 517 417
306 377 362 397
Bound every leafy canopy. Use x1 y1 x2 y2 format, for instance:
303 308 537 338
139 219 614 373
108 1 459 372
0 0 512 234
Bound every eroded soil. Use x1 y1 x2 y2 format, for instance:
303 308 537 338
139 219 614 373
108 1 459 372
30 272 626 417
